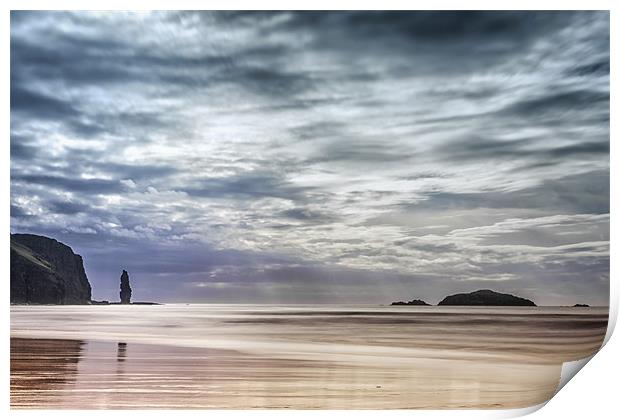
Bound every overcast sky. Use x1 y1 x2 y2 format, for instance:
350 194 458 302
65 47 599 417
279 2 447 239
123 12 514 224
10 11 609 304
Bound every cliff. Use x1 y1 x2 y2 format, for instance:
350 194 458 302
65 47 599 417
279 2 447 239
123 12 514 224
10 234 92 304
437 289 536 306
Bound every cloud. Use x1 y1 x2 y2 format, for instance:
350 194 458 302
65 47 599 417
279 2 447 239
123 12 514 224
10 134 39 160
405 170 609 215
10 11 609 304
46 200 92 215
182 171 314 201
279 208 337 224
13 174 126 194
567 61 610 77
500 89 609 122
10 204 34 219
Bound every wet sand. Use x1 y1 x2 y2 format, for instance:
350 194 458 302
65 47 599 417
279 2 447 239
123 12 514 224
10 305 608 409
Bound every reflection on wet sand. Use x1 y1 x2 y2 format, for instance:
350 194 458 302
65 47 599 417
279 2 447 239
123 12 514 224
116 342 127 362
11 338 563 409
10 305 608 409
11 338 85 407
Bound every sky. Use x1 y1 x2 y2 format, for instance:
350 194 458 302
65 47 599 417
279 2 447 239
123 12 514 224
10 11 609 304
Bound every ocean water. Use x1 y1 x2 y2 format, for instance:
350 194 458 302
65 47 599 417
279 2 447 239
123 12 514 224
10 305 608 409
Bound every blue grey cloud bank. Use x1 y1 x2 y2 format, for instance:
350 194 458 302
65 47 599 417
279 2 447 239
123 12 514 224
10 11 609 304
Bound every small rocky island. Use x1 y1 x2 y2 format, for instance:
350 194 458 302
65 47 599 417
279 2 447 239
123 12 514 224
391 299 430 306
574 303 590 307
437 289 536 306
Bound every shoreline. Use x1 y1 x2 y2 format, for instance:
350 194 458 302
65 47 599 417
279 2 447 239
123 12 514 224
11 305 608 365
9 302 611 308
10 304 608 409
11 336 561 410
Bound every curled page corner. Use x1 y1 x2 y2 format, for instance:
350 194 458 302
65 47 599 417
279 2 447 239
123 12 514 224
603 297 617 346
549 293 618 405
556 354 596 395
500 355 600 419
504 402 548 418
476 402 548 419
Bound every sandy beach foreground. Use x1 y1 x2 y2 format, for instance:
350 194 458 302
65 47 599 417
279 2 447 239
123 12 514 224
11 305 608 409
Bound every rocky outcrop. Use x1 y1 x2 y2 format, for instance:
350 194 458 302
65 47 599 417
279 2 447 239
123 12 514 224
391 299 430 306
574 303 590 307
91 300 110 305
11 234 92 304
120 270 132 304
437 289 536 306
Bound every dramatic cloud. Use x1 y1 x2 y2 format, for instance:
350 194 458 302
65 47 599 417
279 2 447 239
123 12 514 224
10 11 609 304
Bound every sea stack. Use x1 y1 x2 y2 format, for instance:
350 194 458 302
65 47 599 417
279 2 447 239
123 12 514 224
120 270 132 304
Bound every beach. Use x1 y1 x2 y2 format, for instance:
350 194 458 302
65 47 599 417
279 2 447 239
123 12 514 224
10 305 608 409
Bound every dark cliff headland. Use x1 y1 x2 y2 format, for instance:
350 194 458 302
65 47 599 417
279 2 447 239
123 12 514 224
11 234 92 304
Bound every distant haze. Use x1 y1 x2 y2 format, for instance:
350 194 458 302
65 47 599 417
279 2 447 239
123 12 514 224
10 11 609 305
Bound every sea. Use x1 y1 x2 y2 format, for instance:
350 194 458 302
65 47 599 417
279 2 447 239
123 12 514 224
10 304 608 409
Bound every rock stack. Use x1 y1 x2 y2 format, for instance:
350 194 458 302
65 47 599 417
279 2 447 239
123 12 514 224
120 270 132 304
